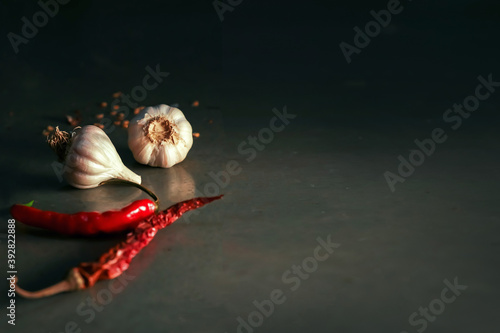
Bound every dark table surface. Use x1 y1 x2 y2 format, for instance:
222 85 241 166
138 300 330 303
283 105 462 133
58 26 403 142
1 1 500 332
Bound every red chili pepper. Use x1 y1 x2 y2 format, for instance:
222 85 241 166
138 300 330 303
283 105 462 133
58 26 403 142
10 199 158 235
15 195 222 298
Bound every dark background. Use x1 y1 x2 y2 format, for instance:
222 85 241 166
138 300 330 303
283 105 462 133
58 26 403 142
2 1 500 123
1 1 500 332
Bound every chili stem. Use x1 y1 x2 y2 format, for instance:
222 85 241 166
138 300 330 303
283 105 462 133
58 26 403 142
15 268 84 299
16 280 72 299
99 178 159 207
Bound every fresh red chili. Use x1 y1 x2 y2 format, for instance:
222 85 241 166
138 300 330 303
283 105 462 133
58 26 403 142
15 195 222 298
10 199 157 236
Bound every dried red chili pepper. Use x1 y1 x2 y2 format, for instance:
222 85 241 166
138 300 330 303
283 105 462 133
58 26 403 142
15 195 222 298
10 199 158 236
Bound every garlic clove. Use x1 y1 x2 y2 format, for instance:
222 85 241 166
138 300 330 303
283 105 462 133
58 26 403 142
128 104 193 168
49 125 141 189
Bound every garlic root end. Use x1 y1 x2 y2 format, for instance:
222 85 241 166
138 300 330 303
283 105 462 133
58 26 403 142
47 127 72 162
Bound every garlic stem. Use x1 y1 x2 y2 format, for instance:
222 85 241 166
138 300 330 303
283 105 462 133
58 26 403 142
115 166 142 185
100 178 159 207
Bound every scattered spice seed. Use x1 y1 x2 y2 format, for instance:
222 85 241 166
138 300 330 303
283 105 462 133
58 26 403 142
47 125 55 131
134 106 145 115
114 120 121 126
66 115 81 127
122 120 129 129
99 102 108 108
96 113 104 120
93 123 105 129
66 110 82 127
110 110 118 116
118 113 125 120
112 91 122 99
10 198 158 236
113 105 119 111
193 132 200 138
42 130 50 136
192 100 199 107
15 195 223 298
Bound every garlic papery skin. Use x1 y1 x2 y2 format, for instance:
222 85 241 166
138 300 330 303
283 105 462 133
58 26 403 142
48 126 141 189
128 104 193 168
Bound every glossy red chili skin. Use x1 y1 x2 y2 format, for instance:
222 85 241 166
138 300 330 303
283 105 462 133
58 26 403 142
10 199 157 236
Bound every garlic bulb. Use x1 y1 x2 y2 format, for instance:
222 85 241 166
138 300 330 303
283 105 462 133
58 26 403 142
48 125 141 189
128 104 193 168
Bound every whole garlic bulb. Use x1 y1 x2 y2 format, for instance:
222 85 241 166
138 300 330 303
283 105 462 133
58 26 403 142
48 125 141 189
128 104 193 168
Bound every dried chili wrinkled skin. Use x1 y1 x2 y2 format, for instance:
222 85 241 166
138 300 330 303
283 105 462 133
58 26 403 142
15 195 222 298
10 199 157 235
